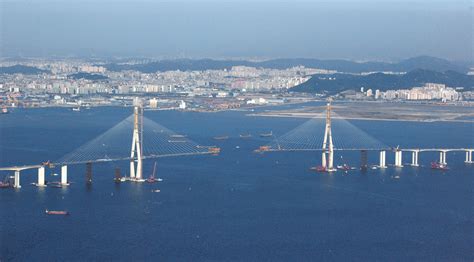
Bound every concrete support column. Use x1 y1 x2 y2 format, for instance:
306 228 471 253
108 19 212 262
130 160 136 179
37 167 45 186
61 165 68 185
411 151 419 167
14 170 21 188
439 151 447 165
321 152 327 168
328 151 334 171
465 150 472 164
395 150 403 167
379 151 386 168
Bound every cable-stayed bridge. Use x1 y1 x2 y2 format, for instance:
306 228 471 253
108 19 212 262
0 104 218 188
256 102 473 172
1 102 472 188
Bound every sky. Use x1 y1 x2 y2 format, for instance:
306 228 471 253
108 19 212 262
0 0 472 62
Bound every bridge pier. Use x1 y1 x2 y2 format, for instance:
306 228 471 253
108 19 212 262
439 151 447 165
411 150 419 167
86 162 92 184
465 150 473 164
61 165 69 185
379 150 387 168
321 152 327 169
394 150 403 167
37 167 46 187
14 170 21 188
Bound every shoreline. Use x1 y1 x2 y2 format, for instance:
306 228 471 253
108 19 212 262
247 113 474 123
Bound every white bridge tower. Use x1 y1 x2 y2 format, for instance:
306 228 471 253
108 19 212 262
322 102 336 172
130 102 144 181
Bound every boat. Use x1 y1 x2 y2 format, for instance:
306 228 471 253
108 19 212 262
208 147 221 155
337 164 352 171
431 162 449 170
152 189 161 193
255 145 271 153
72 107 80 112
393 175 400 179
168 140 187 143
239 134 252 138
1 107 8 114
170 134 187 138
146 162 158 183
310 166 327 172
259 131 273 137
213 136 229 140
45 209 69 215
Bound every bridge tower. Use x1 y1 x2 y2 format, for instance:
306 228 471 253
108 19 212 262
130 101 144 181
321 102 336 172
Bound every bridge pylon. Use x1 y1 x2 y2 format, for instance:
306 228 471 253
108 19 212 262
321 102 336 172
130 101 144 181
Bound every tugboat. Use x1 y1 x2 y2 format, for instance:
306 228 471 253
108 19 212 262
208 147 221 155
259 131 273 137
431 162 449 170
0 177 12 188
146 162 158 183
310 166 327 172
45 209 69 215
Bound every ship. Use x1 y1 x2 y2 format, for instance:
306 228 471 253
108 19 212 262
1 107 8 114
213 136 229 140
45 209 69 215
208 147 221 155
336 164 352 171
72 107 81 112
431 162 449 170
170 134 187 138
254 145 271 153
310 166 327 172
146 162 158 183
239 134 252 138
168 140 187 143
259 131 273 137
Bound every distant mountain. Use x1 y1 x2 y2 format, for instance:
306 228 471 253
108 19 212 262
68 72 108 81
291 69 474 94
0 65 49 75
103 56 469 74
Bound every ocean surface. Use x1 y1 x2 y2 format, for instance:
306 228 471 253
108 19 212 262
0 105 473 261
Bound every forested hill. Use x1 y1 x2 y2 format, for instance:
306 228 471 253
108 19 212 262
291 69 474 94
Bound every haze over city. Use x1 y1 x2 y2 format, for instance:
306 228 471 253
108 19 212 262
1 0 472 62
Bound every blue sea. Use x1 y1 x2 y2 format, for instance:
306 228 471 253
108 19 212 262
0 106 473 261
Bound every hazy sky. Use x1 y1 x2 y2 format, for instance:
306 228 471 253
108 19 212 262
0 0 472 61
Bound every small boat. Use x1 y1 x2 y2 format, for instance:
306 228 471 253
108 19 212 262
170 134 187 138
337 164 352 171
146 162 158 183
45 209 69 215
431 162 449 170
168 140 187 143
255 146 271 153
1 107 8 114
208 147 221 155
260 131 273 137
0 182 11 188
393 175 400 179
72 107 80 112
152 189 161 193
310 166 327 172
213 136 229 140
239 134 252 138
